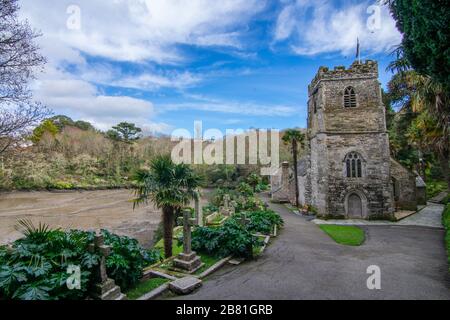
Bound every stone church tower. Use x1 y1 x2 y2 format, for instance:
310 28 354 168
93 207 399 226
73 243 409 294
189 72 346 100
307 60 394 219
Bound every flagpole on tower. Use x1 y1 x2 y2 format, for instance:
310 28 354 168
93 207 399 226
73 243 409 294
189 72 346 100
356 37 361 64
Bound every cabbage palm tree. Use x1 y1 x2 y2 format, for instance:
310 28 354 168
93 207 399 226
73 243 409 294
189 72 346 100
247 173 261 193
133 155 201 258
282 129 305 208
388 66 449 190
386 43 448 187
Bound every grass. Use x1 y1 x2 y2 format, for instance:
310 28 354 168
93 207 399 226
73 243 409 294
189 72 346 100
125 278 169 300
319 225 365 246
154 238 183 259
194 253 222 275
426 180 448 198
443 204 450 272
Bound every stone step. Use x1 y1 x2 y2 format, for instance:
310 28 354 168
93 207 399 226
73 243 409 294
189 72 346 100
115 293 127 300
100 286 123 300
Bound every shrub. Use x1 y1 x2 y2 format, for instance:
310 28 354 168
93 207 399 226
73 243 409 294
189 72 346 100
239 210 284 235
236 182 254 196
0 221 155 300
235 196 264 212
203 204 218 215
100 229 159 290
255 182 270 192
426 180 447 198
192 219 260 258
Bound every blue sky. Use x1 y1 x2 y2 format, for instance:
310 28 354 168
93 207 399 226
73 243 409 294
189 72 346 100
21 0 401 135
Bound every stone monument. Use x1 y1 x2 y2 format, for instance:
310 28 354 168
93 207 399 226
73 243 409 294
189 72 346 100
173 209 203 273
88 231 126 300
219 194 235 216
194 192 203 226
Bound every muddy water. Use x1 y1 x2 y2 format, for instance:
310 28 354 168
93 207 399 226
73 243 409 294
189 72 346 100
0 190 163 248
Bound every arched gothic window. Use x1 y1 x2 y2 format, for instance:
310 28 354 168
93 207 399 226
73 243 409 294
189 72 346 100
344 87 357 108
345 152 362 178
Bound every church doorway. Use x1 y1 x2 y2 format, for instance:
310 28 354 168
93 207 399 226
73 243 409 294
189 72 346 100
347 193 363 218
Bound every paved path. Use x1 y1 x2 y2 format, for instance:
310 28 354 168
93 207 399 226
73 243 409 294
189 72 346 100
175 195 450 300
313 202 445 229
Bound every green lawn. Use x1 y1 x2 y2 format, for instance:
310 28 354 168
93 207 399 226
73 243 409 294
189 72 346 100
426 180 448 198
154 239 183 259
195 253 222 275
125 278 169 300
319 225 365 246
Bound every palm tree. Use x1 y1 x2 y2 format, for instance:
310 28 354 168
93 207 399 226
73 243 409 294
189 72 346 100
388 69 449 190
247 173 261 193
387 46 449 190
282 129 305 208
133 155 201 258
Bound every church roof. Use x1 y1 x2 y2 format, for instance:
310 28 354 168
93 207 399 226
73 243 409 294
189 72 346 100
416 175 426 188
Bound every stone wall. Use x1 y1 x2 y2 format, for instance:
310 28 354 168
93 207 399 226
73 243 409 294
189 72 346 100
307 60 394 219
325 133 393 218
390 158 418 210
310 133 330 215
270 162 291 203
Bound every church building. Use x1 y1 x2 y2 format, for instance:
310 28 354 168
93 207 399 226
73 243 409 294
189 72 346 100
271 60 425 219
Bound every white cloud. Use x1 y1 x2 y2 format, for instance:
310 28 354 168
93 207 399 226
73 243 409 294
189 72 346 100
21 0 266 64
18 0 268 132
33 68 172 134
274 0 401 56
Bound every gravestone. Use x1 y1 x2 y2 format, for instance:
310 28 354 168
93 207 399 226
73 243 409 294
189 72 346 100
88 231 126 300
173 209 203 273
219 194 235 216
194 194 203 226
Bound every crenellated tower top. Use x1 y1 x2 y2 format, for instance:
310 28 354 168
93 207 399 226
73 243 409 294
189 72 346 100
308 60 379 94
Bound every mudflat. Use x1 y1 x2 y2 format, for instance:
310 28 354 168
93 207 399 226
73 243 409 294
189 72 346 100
0 189 162 248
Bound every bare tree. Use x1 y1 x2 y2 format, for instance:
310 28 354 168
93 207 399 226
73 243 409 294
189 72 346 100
0 0 50 155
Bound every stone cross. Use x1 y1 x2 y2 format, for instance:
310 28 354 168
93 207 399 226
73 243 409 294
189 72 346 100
239 213 251 228
88 231 111 284
173 209 203 273
223 194 230 210
230 200 237 210
182 209 196 255
194 193 203 226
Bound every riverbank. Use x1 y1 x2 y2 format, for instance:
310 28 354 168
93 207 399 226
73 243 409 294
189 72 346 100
0 189 161 247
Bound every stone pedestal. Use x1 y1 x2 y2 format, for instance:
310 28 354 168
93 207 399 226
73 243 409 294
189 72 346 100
90 278 126 300
169 276 202 295
173 251 203 273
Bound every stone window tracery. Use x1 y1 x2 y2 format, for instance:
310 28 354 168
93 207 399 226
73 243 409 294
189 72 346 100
345 152 362 178
344 86 357 108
